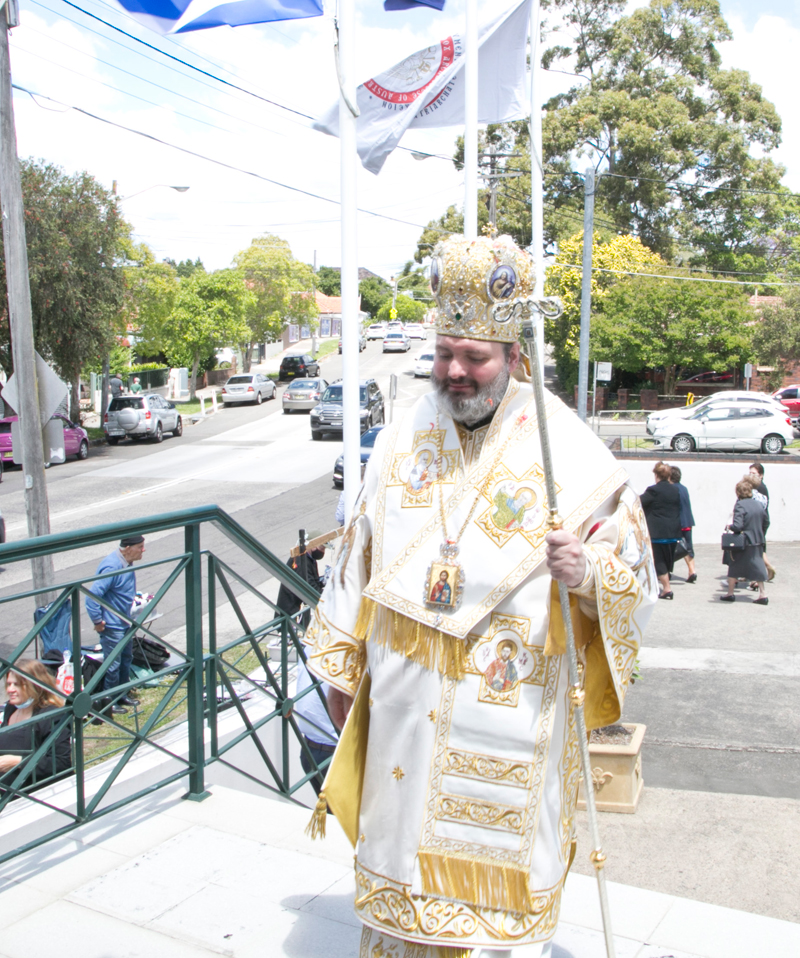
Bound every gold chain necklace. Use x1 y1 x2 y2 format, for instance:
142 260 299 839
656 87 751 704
424 403 533 618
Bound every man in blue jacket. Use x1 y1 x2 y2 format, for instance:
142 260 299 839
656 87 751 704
85 535 145 713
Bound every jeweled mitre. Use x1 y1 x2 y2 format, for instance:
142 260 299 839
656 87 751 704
430 234 535 344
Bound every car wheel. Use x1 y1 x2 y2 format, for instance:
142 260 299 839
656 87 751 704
671 434 695 453
107 437 119 446
78 439 89 460
256 391 263 405
152 422 163 444
173 416 183 437
270 383 276 399
761 434 785 454
283 407 291 414
311 430 322 441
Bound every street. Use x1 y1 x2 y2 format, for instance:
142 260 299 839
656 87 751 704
1 342 797 812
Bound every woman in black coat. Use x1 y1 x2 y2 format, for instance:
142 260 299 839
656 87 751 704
721 479 769 605
0 661 72 796
640 461 682 600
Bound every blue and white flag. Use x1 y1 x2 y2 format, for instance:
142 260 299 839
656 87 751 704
315 0 531 174
113 0 323 35
384 1 446 10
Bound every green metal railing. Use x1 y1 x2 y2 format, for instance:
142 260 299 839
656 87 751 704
0 506 335 863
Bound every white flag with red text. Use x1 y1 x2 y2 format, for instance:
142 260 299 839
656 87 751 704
313 0 531 174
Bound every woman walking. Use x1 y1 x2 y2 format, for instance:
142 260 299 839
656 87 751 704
720 479 769 605
641 461 682 600
670 465 697 583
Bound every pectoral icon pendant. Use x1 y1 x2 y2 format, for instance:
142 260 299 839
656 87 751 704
424 541 464 613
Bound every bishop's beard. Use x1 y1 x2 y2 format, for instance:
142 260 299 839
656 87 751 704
431 365 511 426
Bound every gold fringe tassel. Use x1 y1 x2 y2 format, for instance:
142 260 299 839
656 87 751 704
437 948 472 958
418 848 533 916
305 790 327 840
354 597 467 680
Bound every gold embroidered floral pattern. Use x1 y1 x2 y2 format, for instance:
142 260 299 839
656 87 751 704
437 795 525 833
443 749 532 788
393 767 405 781
355 861 563 947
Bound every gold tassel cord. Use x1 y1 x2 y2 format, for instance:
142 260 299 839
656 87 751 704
437 949 473 958
354 597 468 680
305 791 328 840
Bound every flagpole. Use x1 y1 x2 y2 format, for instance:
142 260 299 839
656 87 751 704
529 0 545 378
463 0 478 240
338 0 360 522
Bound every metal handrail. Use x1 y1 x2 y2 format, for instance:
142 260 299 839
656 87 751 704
0 506 333 863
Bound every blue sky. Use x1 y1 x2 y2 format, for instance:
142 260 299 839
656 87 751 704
9 0 800 276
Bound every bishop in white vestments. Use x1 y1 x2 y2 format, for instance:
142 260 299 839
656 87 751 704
305 235 658 958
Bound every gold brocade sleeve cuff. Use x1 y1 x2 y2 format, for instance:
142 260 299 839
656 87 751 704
304 604 366 697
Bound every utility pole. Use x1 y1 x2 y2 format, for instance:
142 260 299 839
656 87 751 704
576 167 596 423
0 1 55 599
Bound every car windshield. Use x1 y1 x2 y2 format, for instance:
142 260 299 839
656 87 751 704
289 380 316 390
386 333 403 338
322 385 368 403
283 357 305 365
226 376 253 385
0 421 11 434
360 427 382 448
419 353 434 362
109 398 144 411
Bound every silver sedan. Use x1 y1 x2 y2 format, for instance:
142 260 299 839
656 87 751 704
282 377 328 413
221 373 276 405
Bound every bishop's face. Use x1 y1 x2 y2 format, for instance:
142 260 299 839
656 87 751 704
432 336 517 399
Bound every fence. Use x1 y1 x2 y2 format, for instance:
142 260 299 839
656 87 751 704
0 506 334 863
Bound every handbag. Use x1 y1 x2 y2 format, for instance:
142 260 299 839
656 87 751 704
674 537 690 560
721 531 746 551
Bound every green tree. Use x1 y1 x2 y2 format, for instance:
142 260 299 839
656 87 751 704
163 256 204 278
233 235 318 371
751 291 800 390
123 243 180 362
544 231 664 389
592 273 753 394
160 269 251 399
397 261 433 305
541 0 799 270
377 294 425 324
316 265 341 296
359 276 391 317
0 160 131 417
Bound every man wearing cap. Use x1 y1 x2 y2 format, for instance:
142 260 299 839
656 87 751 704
85 535 145 712
304 235 658 957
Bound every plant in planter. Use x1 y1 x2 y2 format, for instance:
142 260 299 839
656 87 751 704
578 722 646 814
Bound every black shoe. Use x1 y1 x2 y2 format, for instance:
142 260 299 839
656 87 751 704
110 704 128 714
119 696 138 708
658 591 674 600
687 574 697 584
720 594 735 602
754 597 769 606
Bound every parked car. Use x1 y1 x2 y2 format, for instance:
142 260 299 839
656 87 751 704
650 402 795 454
221 373 276 405
282 378 328 413
310 379 385 440
366 323 387 340
646 391 790 434
338 332 366 353
678 370 733 384
415 350 435 378
332 425 385 488
1 414 90 463
404 323 427 340
279 353 320 381
104 394 182 444
772 385 800 422
383 331 410 353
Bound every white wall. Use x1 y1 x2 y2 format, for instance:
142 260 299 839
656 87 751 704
623 459 799 543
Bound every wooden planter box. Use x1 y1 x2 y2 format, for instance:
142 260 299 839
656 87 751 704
577 723 645 814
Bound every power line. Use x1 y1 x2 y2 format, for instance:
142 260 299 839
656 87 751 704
56 0 316 120
15 83 453 237
552 263 800 287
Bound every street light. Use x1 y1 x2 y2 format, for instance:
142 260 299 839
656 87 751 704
114 183 190 201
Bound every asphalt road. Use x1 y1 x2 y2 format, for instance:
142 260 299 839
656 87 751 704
1 341 797 806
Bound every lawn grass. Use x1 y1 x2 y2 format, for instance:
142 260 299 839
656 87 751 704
315 339 340 361
620 436 659 450
85 427 105 441
173 398 205 416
